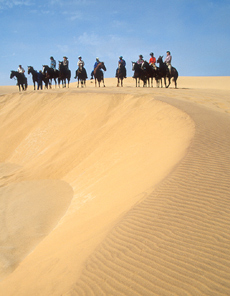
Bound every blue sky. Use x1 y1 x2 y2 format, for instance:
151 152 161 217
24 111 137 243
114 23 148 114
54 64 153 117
0 0 230 86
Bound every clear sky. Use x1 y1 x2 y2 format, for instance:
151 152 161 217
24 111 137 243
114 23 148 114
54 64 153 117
0 0 230 86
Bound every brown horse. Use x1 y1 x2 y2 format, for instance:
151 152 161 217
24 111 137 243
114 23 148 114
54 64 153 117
94 62 106 87
116 64 126 87
75 64 87 88
58 61 71 88
10 71 27 91
42 65 59 88
156 56 178 88
132 62 148 87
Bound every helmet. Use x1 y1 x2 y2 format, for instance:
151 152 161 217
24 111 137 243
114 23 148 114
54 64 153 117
96 57 99 61
50 56 54 59
78 56 82 59
150 52 154 56
119 56 123 59
139 54 143 58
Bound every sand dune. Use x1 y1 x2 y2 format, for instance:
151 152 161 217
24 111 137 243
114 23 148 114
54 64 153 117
0 76 229 295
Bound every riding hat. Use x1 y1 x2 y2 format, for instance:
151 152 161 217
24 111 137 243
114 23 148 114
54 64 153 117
139 55 143 58
150 52 154 56
63 56 68 59
119 56 123 59
96 57 99 61
78 56 82 59
50 56 54 59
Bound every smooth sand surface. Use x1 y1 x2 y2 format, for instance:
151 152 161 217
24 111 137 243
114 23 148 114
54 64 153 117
0 76 229 295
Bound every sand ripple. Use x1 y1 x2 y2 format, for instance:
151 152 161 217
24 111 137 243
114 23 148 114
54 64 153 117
73 98 230 295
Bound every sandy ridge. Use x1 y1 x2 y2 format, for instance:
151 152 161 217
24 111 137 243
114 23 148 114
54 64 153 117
69 97 230 295
0 77 229 295
0 85 195 295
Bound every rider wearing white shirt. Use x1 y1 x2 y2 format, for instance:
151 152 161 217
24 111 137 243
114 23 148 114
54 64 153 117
18 65 25 73
77 56 85 68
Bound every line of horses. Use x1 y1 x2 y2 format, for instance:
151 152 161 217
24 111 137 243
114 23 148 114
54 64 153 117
132 56 178 88
10 56 178 91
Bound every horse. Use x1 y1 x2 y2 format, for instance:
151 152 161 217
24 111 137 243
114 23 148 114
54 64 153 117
132 62 148 87
93 62 106 87
28 66 48 90
10 71 27 91
116 64 126 87
74 64 88 88
156 56 178 88
42 65 59 88
141 61 162 87
58 61 71 88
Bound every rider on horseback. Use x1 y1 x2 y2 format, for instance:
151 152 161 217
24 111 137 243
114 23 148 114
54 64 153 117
116 56 126 78
91 57 100 79
149 53 157 70
50 56 56 71
18 65 25 75
75 56 87 79
62 56 69 76
18 65 26 84
164 51 172 74
137 55 144 65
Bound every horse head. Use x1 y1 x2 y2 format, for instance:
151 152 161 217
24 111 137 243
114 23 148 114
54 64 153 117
10 71 14 79
131 62 136 71
157 56 163 64
100 62 106 71
58 61 63 70
42 65 47 74
141 61 149 70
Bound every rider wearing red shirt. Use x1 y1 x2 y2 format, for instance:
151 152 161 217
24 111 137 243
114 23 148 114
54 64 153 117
149 52 156 69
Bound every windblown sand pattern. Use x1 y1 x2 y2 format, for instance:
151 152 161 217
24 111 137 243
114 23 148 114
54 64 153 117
0 77 229 295
72 98 230 295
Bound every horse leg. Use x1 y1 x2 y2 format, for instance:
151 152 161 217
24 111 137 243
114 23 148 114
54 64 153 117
166 77 171 88
121 78 123 87
117 77 119 87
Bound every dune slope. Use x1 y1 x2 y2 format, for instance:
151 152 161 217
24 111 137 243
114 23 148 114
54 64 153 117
72 96 230 295
0 89 194 295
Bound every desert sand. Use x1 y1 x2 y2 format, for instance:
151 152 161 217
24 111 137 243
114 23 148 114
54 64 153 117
0 76 229 295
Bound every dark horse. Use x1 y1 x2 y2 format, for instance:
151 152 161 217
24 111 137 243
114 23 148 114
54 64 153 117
58 62 71 88
132 62 148 87
116 64 126 87
10 71 27 91
42 65 59 88
94 62 106 87
156 56 178 88
141 61 162 87
74 64 88 88
28 66 48 90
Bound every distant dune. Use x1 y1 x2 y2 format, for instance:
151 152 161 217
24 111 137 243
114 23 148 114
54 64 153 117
0 76 229 295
